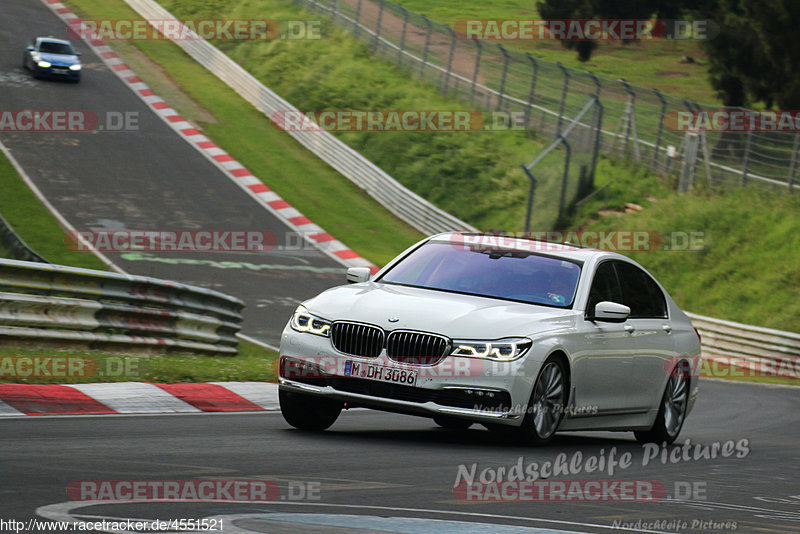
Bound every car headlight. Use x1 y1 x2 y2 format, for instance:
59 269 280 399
451 337 532 361
37 61 51 68
290 306 331 337
69 64 81 71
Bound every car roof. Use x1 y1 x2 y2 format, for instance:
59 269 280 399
36 37 73 46
429 232 625 264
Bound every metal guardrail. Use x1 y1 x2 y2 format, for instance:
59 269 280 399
0 259 243 354
686 312 800 378
118 0 476 236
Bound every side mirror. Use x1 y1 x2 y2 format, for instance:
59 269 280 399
346 267 371 284
590 301 630 323
26 46 34 51
76 52 82 56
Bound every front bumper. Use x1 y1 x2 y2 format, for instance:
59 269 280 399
35 65 80 80
279 325 540 425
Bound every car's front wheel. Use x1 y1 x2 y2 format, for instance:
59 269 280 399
518 358 567 445
635 361 690 444
279 390 342 431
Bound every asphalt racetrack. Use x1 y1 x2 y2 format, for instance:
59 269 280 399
1 1 799 534
0 380 799 533
0 0 347 346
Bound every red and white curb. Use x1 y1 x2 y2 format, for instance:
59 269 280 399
0 381 279 416
40 0 377 274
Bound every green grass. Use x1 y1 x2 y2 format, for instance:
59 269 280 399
581 178 800 333
392 0 719 104
0 340 278 384
68 0 573 233
67 0 430 266
0 151 107 270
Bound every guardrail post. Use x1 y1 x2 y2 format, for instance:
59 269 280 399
372 0 385 53
442 26 457 94
420 15 433 80
470 40 482 101
397 5 409 65
496 45 511 111
789 134 800 193
524 53 538 128
556 62 570 136
332 0 339 22
521 164 537 232
740 129 753 186
651 88 667 171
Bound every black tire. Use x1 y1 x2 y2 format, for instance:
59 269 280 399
279 389 342 431
433 415 472 430
635 361 690 444
517 358 568 445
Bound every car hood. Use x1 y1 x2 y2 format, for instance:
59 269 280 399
38 53 79 66
304 282 577 339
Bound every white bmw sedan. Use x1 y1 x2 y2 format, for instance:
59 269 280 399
278 232 701 445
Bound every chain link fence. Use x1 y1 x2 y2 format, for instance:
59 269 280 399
298 0 800 198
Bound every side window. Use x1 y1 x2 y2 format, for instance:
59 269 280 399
616 262 667 318
586 261 622 315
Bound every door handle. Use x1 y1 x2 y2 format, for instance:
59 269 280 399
662 324 672 334
624 324 635 333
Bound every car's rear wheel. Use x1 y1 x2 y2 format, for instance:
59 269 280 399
635 361 690 444
279 390 342 431
433 415 472 430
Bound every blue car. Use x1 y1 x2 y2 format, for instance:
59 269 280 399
23 37 82 82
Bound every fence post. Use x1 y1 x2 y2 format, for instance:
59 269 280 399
442 26 457 94
618 79 641 161
524 53 538 128
679 132 700 193
470 40 482 101
589 72 601 98
590 98 603 180
521 164 537 232
788 134 800 193
497 44 511 111
740 129 753 186
372 0 385 53
558 136 572 222
353 0 362 36
651 89 667 171
556 62 570 136
397 6 408 66
420 15 433 79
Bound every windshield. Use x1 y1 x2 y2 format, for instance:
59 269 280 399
380 241 581 308
39 42 74 55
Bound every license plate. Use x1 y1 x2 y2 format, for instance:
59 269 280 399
344 360 417 387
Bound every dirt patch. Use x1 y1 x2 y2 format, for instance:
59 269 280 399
656 71 690 78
